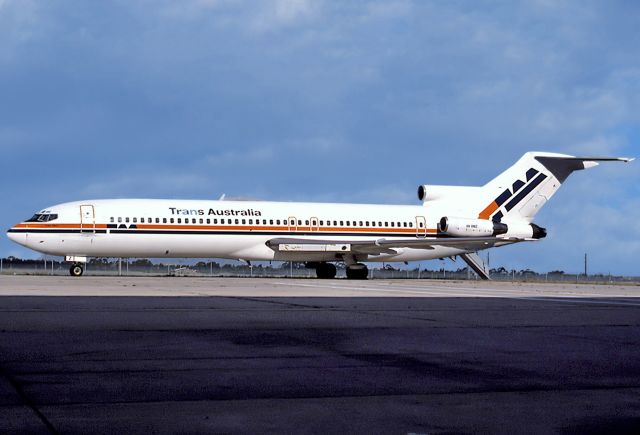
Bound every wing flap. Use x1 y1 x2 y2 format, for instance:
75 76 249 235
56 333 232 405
266 236 529 255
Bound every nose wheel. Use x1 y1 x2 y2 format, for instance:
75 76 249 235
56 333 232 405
69 263 84 277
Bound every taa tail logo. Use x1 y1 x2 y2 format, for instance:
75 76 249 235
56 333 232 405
478 168 547 222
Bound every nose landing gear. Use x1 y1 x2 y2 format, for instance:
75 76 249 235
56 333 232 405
69 263 84 277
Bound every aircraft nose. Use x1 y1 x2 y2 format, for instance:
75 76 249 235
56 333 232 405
7 228 25 246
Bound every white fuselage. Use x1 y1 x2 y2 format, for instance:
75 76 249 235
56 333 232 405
7 198 473 262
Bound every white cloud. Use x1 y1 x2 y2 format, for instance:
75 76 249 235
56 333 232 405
248 0 320 32
0 0 41 63
81 172 214 198
364 0 412 20
205 145 276 167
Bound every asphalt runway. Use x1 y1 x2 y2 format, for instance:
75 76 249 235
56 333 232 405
0 276 639 434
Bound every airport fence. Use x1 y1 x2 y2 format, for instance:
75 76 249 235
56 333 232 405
1 258 639 284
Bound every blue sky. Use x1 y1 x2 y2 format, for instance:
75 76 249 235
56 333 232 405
1 0 638 274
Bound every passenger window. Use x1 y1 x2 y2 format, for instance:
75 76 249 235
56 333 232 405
249 219 253 224
359 221 363 226
340 221 344 226
170 218 174 223
235 219 239 224
163 218 167 223
419 222 423 228
110 217 114 223
242 219 246 224
365 221 369 226
155 218 159 223
177 218 181 223
298 220 302 225
125 217 130 223
372 221 376 227
277 220 280 225
132 218 137 223
345 221 350 226
270 219 274 225
305 220 309 225
320 220 324 226
390 222 394 227
378 222 382 226
403 222 407 228
352 221 356 226
191 218 195 224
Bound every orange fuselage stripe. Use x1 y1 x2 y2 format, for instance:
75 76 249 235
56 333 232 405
478 201 499 220
14 222 438 234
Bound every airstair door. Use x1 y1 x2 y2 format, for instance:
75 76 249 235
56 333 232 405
80 205 95 233
415 216 427 238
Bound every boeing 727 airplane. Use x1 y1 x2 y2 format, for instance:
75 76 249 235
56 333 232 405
7 152 633 278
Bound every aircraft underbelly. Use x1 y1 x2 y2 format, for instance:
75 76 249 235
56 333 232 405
19 232 478 263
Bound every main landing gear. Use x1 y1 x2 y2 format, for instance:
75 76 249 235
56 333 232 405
345 263 368 280
304 261 370 280
69 263 84 277
315 262 337 279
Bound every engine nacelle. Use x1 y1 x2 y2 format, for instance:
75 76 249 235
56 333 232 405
503 222 547 239
439 217 508 237
417 185 428 201
417 185 483 202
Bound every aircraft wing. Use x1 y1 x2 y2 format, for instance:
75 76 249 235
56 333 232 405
265 236 529 255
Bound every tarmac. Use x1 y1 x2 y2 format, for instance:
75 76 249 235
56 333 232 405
0 276 639 434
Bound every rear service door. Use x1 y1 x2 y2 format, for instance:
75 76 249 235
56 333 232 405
415 216 427 238
80 205 95 233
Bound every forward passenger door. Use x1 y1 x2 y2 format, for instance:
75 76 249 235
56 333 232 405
80 205 96 233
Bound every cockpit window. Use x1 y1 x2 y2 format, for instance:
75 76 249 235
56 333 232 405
26 213 58 222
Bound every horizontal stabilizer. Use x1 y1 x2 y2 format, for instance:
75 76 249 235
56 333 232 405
539 156 634 162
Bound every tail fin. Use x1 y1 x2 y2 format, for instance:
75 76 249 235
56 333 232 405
477 152 633 223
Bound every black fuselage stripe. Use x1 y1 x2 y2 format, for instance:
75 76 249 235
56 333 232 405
8 228 439 238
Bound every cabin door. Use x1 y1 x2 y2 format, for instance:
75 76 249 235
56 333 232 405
415 216 427 238
80 205 96 233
